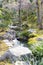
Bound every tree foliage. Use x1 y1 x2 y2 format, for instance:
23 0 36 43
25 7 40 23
0 8 12 28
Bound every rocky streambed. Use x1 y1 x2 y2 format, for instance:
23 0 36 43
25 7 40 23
0 28 43 65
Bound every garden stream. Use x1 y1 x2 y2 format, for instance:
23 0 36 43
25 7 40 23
0 28 42 65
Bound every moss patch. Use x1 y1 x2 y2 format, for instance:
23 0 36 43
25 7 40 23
0 40 8 55
0 60 13 65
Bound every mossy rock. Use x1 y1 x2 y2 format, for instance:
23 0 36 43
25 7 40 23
0 62 5 65
0 60 12 65
28 37 37 45
0 40 8 56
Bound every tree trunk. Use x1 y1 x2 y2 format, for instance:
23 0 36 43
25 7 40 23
18 0 22 26
36 0 42 29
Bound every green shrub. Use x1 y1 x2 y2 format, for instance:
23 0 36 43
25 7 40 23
28 40 43 61
39 62 43 65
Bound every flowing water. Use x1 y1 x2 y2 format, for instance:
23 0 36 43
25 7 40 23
12 38 24 47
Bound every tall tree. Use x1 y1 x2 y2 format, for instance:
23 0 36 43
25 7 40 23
18 0 22 26
36 0 43 29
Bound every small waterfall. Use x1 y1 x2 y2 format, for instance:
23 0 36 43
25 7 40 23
12 38 24 47
13 38 20 46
